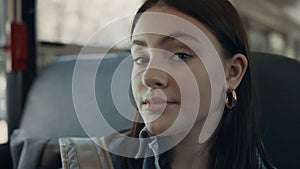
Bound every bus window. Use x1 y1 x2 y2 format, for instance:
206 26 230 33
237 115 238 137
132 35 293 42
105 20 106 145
0 51 7 144
0 0 8 144
247 21 269 53
234 0 300 60
37 0 142 49
268 31 286 56
36 0 143 68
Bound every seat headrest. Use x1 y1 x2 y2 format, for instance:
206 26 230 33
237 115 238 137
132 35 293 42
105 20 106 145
20 53 133 139
253 52 300 169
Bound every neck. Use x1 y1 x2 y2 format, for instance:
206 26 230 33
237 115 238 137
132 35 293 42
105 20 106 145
171 123 210 169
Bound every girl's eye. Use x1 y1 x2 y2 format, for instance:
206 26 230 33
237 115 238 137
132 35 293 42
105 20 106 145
172 52 192 62
133 57 149 65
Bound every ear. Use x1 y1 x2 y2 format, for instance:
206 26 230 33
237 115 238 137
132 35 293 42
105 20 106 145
225 53 248 89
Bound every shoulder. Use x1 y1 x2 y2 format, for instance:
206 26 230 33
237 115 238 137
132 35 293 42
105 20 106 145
59 130 131 169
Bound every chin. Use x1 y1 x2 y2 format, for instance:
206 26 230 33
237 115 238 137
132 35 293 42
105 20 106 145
145 122 169 135
145 117 178 136
143 111 179 135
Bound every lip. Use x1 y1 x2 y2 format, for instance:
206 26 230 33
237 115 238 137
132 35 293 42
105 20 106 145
143 95 178 104
144 96 166 104
142 96 178 113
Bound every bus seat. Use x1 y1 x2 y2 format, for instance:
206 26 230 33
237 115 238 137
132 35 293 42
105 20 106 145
10 52 300 169
11 52 133 169
253 52 300 169
20 52 133 139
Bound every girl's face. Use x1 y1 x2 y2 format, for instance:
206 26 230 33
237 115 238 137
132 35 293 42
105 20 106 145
131 4 227 136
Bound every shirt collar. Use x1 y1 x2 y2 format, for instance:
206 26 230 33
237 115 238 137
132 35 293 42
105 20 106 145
135 127 161 169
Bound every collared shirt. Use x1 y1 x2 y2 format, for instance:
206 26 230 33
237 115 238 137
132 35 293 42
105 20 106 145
133 127 272 169
59 130 276 169
135 127 162 169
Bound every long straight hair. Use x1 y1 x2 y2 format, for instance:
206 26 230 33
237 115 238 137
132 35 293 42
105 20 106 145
123 0 274 168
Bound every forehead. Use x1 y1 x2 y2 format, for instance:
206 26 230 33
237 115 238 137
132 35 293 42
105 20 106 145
132 5 222 51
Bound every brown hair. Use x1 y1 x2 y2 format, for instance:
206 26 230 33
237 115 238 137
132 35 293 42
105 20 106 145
123 0 274 168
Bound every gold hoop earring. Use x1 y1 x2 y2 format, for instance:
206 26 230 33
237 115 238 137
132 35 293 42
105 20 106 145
225 88 237 109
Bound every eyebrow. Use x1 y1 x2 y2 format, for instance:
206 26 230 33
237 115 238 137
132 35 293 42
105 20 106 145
131 32 199 47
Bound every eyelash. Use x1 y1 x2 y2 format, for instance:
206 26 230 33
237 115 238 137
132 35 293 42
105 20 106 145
172 52 193 62
132 52 193 65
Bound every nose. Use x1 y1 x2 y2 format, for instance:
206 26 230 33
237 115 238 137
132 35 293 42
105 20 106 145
142 68 168 89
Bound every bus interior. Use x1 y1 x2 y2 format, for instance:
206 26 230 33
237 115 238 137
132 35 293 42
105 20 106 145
0 0 300 168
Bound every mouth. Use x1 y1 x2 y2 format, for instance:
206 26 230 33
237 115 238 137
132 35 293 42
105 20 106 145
142 96 178 113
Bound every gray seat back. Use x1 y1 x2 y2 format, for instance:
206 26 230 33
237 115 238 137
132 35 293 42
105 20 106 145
253 52 300 169
20 53 132 139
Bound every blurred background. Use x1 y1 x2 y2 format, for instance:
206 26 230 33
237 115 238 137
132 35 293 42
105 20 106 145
36 0 300 60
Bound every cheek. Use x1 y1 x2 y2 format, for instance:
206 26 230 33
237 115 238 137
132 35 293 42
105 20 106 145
178 64 211 119
194 68 211 117
131 70 143 103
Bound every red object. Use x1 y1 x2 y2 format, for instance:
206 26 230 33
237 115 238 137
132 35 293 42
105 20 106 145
8 22 28 71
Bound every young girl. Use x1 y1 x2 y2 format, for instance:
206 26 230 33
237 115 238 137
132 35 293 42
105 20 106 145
60 0 275 168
